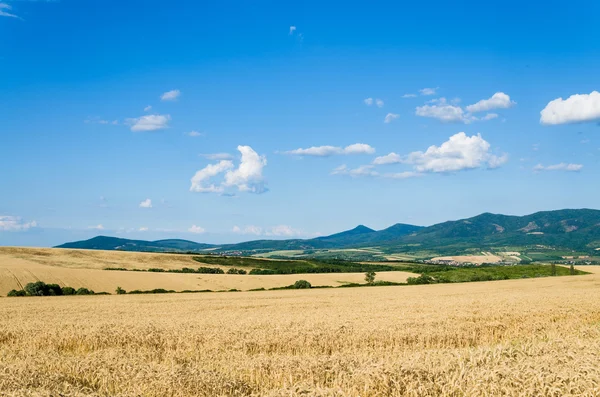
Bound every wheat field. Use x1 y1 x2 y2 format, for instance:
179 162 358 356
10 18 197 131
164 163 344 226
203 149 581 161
0 247 415 295
1 267 600 396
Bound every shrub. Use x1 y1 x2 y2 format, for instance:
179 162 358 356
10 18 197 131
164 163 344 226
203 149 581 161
249 269 276 275
61 286 76 295
75 288 95 295
46 284 63 296
293 280 312 289
116 286 127 295
7 289 26 297
128 288 175 294
407 274 435 285
197 267 225 274
227 268 247 275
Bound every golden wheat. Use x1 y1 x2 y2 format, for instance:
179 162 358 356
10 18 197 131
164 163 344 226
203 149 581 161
1 267 600 396
0 247 415 294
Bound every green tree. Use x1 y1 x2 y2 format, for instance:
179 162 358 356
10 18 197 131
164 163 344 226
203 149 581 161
24 281 49 296
551 263 557 276
365 271 376 285
570 264 575 275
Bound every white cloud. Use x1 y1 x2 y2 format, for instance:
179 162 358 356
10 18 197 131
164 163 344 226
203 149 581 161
416 98 500 124
285 143 375 157
384 113 399 123
482 113 499 121
405 132 506 172
144 105 152 112
188 225 206 234
374 134 506 174
466 92 516 113
126 114 170 132
416 102 467 123
364 97 384 107
200 153 234 160
187 130 203 137
342 143 376 155
233 224 303 237
419 87 438 96
533 163 583 172
265 225 303 237
373 152 402 165
402 94 417 98
0 216 37 231
191 146 267 194
232 225 262 235
190 160 234 193
139 227 148 232
139 199 152 208
382 171 422 179
0 3 19 19
88 224 104 230
331 164 379 177
289 26 296 34
161 89 181 101
224 146 268 193
540 91 600 125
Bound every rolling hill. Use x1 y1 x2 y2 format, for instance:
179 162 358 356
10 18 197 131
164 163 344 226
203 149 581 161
55 209 600 255
56 236 215 252
394 209 600 253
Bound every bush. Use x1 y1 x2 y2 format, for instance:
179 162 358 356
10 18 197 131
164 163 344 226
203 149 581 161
7 289 26 297
227 268 247 274
61 286 76 295
75 288 95 295
116 286 127 295
293 280 312 289
407 274 435 285
128 288 175 294
46 284 63 296
249 269 277 275
197 267 225 274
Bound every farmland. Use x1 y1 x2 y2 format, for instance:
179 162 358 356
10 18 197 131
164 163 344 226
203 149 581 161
1 267 599 396
0 247 416 295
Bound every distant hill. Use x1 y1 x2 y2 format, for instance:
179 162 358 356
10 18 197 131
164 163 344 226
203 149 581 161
54 223 423 253
55 209 600 255
56 236 215 252
395 209 600 253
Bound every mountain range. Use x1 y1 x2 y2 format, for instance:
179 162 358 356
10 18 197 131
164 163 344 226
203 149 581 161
56 209 600 255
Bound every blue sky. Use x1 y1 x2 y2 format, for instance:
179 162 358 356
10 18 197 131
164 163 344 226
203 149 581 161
1 0 599 247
